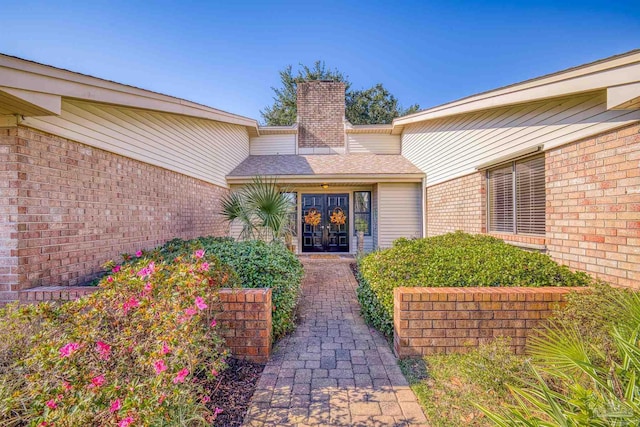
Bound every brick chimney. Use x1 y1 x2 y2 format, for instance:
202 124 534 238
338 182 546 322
297 81 346 150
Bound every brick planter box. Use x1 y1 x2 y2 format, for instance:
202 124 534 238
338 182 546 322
18 286 272 363
394 286 582 358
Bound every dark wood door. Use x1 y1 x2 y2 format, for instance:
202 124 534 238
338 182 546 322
301 194 349 252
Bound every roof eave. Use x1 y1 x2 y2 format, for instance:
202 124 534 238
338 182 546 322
0 54 260 133
226 173 425 185
392 49 640 130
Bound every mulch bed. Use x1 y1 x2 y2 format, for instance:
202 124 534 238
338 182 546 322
204 357 265 426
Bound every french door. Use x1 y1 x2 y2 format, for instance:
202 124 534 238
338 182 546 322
301 194 349 252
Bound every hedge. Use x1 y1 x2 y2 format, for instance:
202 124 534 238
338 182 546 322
357 232 592 337
125 237 304 341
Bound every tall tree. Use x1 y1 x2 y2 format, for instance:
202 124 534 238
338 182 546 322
260 61 419 126
346 83 420 125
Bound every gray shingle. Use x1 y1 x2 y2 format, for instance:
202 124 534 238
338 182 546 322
227 154 423 177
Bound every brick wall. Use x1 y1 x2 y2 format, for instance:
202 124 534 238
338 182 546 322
297 81 345 149
217 288 272 363
423 122 640 285
425 172 485 236
0 127 19 302
0 126 230 304
17 286 272 363
546 123 640 288
393 286 576 357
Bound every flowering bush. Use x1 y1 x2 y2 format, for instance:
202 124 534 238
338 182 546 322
0 250 231 426
123 237 303 340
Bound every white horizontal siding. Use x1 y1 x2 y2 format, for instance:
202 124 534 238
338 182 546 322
347 134 401 154
377 183 422 248
402 91 640 186
250 134 296 155
22 99 249 188
351 235 374 252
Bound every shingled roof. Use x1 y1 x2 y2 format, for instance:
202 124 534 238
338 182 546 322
227 154 424 180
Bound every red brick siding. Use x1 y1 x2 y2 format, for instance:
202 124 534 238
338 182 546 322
0 126 229 304
0 127 20 302
424 123 640 285
425 171 486 236
19 285 98 302
217 288 272 363
18 286 272 363
546 123 640 288
393 286 576 357
297 81 345 149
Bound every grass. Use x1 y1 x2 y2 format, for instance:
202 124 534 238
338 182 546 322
399 338 532 427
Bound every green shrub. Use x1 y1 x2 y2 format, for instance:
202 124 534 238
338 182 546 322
0 250 230 426
357 232 592 337
480 286 640 426
124 237 304 341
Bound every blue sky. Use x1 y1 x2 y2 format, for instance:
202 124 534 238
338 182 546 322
1 1 638 123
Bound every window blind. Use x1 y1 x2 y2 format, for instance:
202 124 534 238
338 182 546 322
487 155 545 235
488 165 514 233
516 156 546 235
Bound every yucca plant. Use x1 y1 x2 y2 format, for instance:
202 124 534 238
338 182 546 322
220 177 295 241
479 289 640 426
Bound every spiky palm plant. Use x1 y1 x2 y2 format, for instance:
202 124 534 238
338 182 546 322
479 289 640 426
220 177 294 241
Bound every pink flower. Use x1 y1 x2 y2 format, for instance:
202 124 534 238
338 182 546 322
153 359 167 374
62 381 72 391
211 368 218 377
107 276 114 283
46 399 57 409
135 250 142 257
202 395 211 404
158 393 167 405
161 343 171 355
143 282 152 292
59 342 81 358
210 319 217 328
214 407 223 417
172 368 189 384
91 374 105 388
112 265 121 273
199 262 210 272
118 417 134 427
185 307 197 317
137 267 152 278
122 297 140 314
195 297 208 311
195 249 205 259
110 398 122 413
96 341 111 360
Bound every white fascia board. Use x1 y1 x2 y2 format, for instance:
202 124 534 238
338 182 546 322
394 58 640 128
607 82 640 110
226 174 425 185
0 87 61 115
0 56 259 131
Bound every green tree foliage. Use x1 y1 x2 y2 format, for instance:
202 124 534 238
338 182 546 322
260 61 419 126
346 83 420 125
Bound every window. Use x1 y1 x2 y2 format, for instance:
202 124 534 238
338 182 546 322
354 191 371 236
487 155 545 235
281 192 297 236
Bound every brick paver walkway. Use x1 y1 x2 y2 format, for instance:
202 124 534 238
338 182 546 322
243 257 427 426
